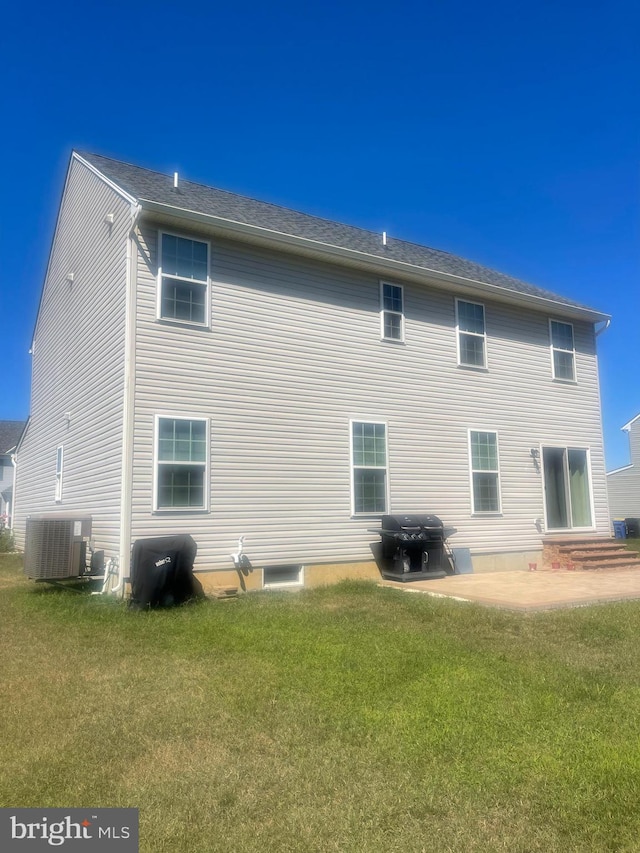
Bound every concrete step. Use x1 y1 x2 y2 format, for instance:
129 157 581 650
543 535 640 572
575 559 640 572
556 541 629 554
570 549 640 562
543 535 615 546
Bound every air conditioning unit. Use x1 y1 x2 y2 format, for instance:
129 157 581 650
24 514 92 580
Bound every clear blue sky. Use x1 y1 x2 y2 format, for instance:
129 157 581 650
2 0 638 469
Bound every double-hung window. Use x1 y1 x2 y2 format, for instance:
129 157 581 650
469 430 501 513
155 417 208 510
158 233 209 325
456 299 487 368
380 282 404 341
550 320 576 381
54 445 64 503
351 421 388 514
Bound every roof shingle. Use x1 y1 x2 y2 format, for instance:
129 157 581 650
78 151 606 319
0 421 26 455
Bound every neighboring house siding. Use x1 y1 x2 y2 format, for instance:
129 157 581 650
607 417 640 518
129 223 609 570
0 456 13 493
0 455 14 521
13 159 131 555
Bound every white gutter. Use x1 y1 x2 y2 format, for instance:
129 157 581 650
8 452 17 530
622 413 640 432
113 202 142 596
9 419 29 541
140 198 611 325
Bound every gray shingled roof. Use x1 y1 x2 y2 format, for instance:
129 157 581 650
0 421 25 455
78 151 606 318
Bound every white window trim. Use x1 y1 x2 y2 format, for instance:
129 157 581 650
157 231 211 328
153 414 210 512
54 445 64 503
262 565 305 589
549 319 577 383
468 429 502 515
349 418 390 517
541 444 595 533
456 298 487 369
380 281 405 342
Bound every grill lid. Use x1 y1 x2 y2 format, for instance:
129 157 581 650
381 514 443 531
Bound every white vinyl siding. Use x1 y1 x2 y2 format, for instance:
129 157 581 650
607 418 640 518
351 421 388 515
380 282 404 341
456 299 487 368
129 228 610 566
13 157 131 555
158 233 209 326
550 320 576 382
469 431 501 514
154 416 208 511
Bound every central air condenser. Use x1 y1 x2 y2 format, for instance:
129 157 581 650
24 515 92 580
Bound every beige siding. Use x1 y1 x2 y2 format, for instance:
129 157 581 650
130 223 609 571
607 419 640 517
14 158 131 555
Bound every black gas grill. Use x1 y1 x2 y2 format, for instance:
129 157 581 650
376 514 450 581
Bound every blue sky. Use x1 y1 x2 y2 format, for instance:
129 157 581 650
2 0 639 469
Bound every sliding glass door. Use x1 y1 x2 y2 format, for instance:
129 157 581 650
542 447 593 530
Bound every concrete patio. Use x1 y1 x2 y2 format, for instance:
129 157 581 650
380 566 640 611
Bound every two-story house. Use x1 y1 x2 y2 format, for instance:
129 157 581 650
607 414 640 524
0 421 25 528
14 151 611 592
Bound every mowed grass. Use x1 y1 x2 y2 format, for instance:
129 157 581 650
3 553 640 851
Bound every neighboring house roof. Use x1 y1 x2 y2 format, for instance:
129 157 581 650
76 151 609 324
0 421 26 455
622 413 640 432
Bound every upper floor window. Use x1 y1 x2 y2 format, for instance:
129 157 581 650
155 416 208 511
549 320 576 382
351 420 388 515
158 233 209 326
469 430 501 514
456 299 486 368
55 445 64 503
380 282 404 342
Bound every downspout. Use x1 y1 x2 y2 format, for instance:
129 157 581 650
594 316 611 534
9 452 17 530
113 203 142 596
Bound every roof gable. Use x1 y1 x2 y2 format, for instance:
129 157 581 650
76 151 608 322
0 421 26 455
622 413 640 432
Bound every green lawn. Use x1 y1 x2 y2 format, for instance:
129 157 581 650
3 552 640 852
625 536 640 556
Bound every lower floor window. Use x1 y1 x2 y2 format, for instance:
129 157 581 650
155 417 208 510
469 430 501 513
263 565 304 589
351 421 388 514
